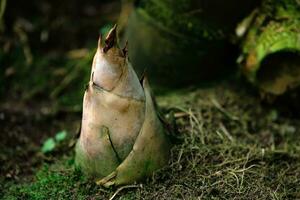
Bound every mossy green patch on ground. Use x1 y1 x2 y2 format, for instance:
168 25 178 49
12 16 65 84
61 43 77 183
2 157 107 200
2 82 300 199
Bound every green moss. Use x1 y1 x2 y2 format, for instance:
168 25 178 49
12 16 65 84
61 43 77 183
242 0 300 55
2 158 102 200
240 0 300 94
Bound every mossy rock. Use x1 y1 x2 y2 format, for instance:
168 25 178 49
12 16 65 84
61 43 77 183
240 0 300 95
120 0 258 87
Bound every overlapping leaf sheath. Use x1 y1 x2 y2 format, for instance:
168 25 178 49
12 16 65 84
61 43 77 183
75 26 171 186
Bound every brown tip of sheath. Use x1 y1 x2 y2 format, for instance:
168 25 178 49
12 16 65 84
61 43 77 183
140 69 148 85
103 24 117 53
122 41 128 57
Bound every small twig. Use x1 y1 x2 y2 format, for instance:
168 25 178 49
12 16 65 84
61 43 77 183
13 23 33 65
174 112 189 118
50 65 80 98
219 123 234 142
175 106 206 144
210 98 239 121
182 9 203 16
231 164 258 173
216 157 246 167
109 184 142 200
51 51 93 98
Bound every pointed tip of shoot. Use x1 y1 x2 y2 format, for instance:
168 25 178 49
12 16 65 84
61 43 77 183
106 24 117 40
122 41 129 57
140 71 150 88
103 24 118 53
139 69 146 82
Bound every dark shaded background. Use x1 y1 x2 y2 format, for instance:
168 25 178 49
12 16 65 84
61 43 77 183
3 0 119 51
1 0 120 111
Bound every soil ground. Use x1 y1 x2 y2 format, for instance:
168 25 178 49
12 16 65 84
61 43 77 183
1 81 300 199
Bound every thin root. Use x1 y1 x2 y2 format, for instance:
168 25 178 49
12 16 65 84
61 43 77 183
109 184 142 200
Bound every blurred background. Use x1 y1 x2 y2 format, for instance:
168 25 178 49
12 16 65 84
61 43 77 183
1 0 299 111
1 0 300 199
1 0 120 111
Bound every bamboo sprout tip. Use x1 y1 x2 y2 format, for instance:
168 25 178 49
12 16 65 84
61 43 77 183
103 24 118 53
122 41 129 57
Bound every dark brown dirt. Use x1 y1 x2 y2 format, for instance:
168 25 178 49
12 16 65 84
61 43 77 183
0 100 81 182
